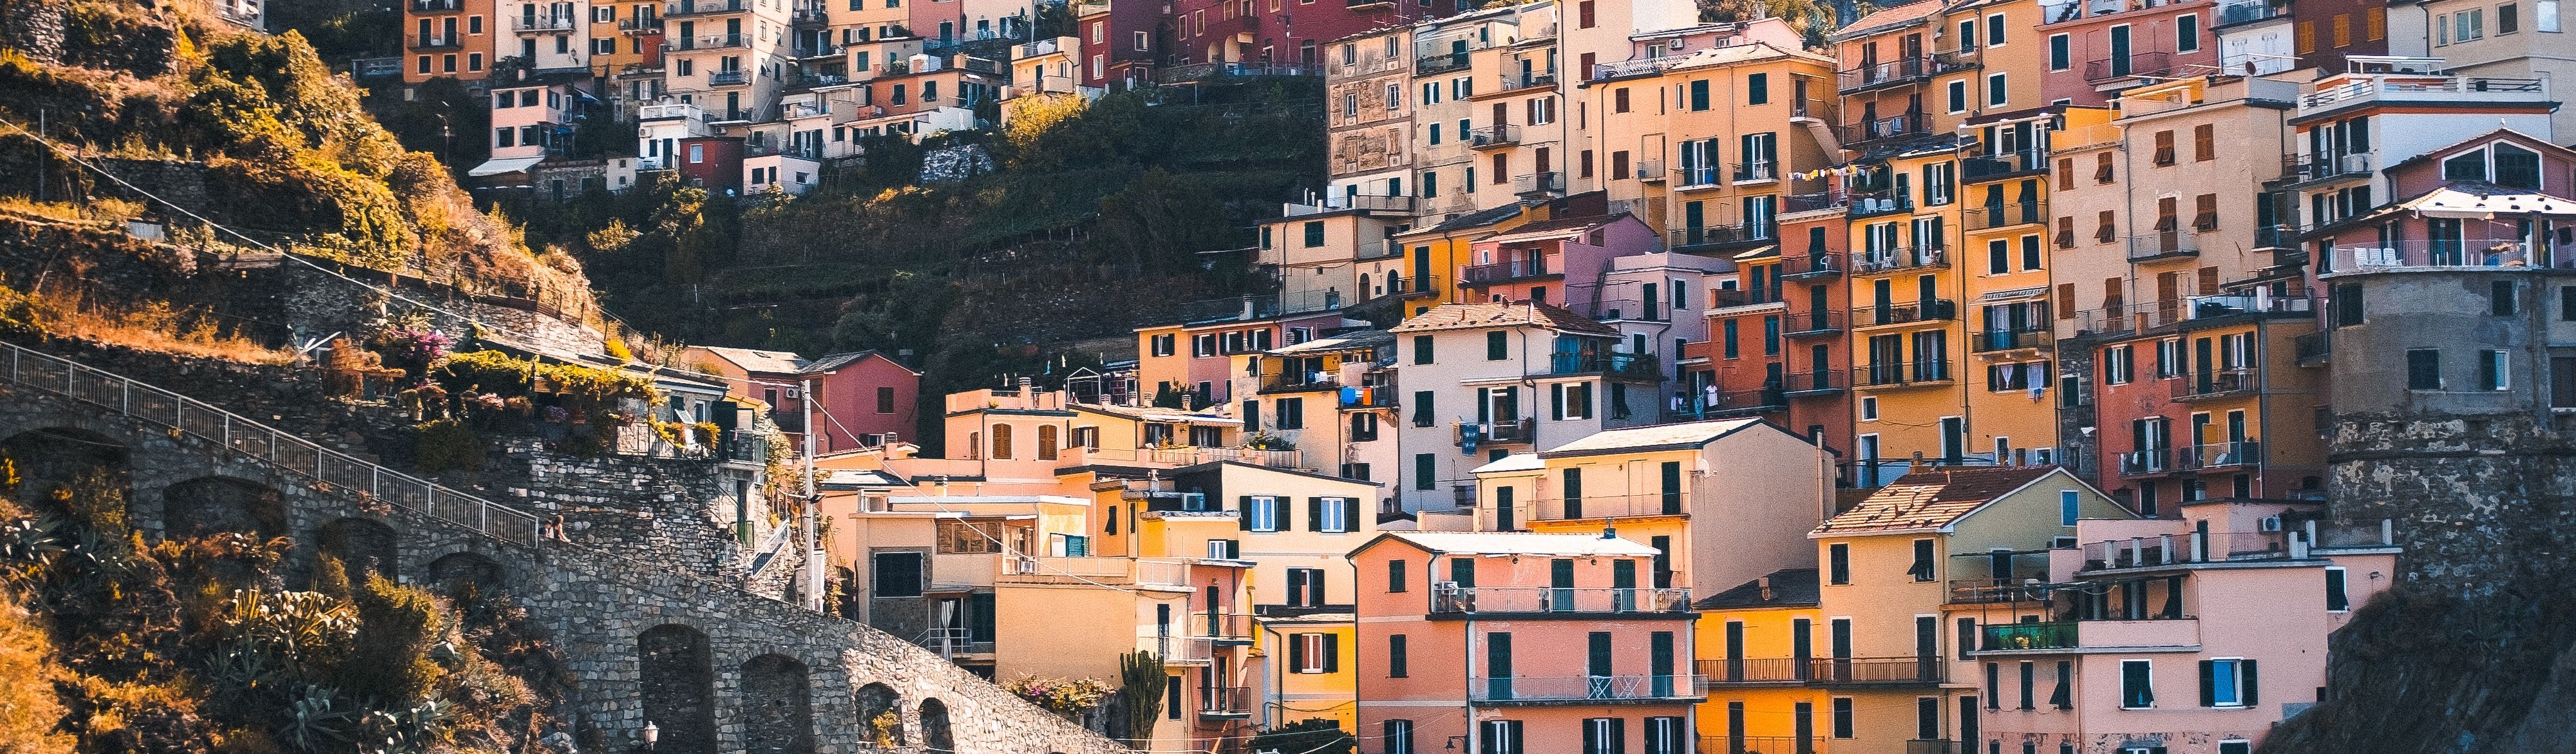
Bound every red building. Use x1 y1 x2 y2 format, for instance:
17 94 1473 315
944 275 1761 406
1076 3 1172 89
1167 0 1459 70
800 350 923 452
674 135 744 195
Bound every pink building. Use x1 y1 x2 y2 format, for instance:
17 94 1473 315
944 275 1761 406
683 346 923 451
1953 498 2398 754
1457 213 1661 317
1350 532 1698 754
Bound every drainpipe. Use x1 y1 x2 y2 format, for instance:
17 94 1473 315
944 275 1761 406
1460 555 1479 754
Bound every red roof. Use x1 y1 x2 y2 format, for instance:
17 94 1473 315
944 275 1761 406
1815 466 2061 534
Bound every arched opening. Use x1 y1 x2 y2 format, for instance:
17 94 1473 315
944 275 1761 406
162 476 285 538
856 682 905 747
1 427 129 518
740 654 816 754
427 551 505 596
316 517 399 582
638 624 717 753
919 698 954 753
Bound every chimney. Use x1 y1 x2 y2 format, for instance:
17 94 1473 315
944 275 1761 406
1757 576 1773 601
1018 376 1033 397
1600 523 1617 540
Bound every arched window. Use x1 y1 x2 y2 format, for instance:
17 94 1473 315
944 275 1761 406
1036 425 1059 461
990 423 1014 459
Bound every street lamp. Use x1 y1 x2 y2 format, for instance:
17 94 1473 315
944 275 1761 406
642 721 659 750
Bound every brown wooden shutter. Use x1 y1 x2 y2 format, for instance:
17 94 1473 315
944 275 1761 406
2056 217 2076 248
2096 210 2118 243
2057 158 2075 188
1611 151 1630 180
2057 283 2077 319
2154 131 2177 166
2094 152 2115 183
2155 197 2179 232
2193 124 2216 161
2198 266 2221 295
2194 194 2220 231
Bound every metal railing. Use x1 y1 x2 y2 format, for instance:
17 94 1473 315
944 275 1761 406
0 342 542 545
1698 657 1944 685
1499 70 1558 91
2294 332 2330 363
2279 152 2372 183
1513 172 1565 195
2086 51 2174 83
1981 621 2079 651
708 69 750 85
1467 125 1520 148
683 33 747 49
1839 57 1928 91
1634 159 1666 182
665 0 748 15
1700 736 1814 754
1548 351 1655 378
915 627 995 656
1846 192 1914 218
1785 193 1848 215
2127 231 2202 260
2217 0 2284 24
1534 492 1686 520
2301 76 2546 108
1672 225 1773 249
1782 253 1843 280
1431 585 1693 614
1961 149 2047 182
1460 258 1551 283
1856 247 1946 274
1964 201 2047 231
1855 298 1958 327
1468 674 1702 702
1199 686 1253 716
1856 360 1956 386
1839 111 1929 143
1781 369 1845 395
2173 369 2258 400
512 14 578 31
1972 328 2053 352
1734 160 1778 182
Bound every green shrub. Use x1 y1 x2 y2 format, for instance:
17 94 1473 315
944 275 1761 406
341 574 443 705
411 418 483 473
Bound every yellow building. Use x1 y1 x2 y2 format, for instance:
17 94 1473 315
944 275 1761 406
1846 138 1969 478
1695 567 1831 752
1582 20 1839 253
1807 465 2130 753
1954 107 2115 467
1385 200 1548 317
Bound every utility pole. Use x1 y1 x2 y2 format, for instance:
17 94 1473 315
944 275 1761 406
801 372 825 612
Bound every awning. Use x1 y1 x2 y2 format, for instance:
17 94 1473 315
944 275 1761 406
2406 186 2576 218
1730 245 1781 260
1979 286 2052 302
468 156 546 177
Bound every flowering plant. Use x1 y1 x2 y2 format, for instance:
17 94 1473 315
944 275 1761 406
1003 675 1114 717
368 326 454 375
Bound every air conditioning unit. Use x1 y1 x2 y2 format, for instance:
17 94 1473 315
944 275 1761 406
784 388 803 398
2259 516 2284 532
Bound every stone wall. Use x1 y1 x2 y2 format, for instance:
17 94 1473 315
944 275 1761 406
0 359 1128 754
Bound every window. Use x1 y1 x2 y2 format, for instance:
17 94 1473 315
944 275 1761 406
2482 350 2511 391
2494 280 2521 315
2177 12 2201 52
1388 559 1408 593
1415 453 1436 490
1486 331 1509 360
1861 397 1878 420
1386 721 1415 754
1207 538 1240 559
1479 720 1524 754
1304 221 1326 247
1827 542 1851 584
1908 538 1937 581
2120 660 2155 708
1748 72 1770 104
2541 0 2560 31
1988 13 2006 45
2049 34 2070 70
1581 718 1622 754
1413 335 1435 364
1287 631 1337 672
989 423 1013 459
871 551 923 597
2201 658 2255 707
1036 425 1059 460
1389 634 1409 677
1947 80 1969 113
1316 496 1354 533
2060 489 2081 526
2325 566 2350 611
2194 124 2216 161
1987 73 2007 106
2408 349 2443 390
1830 697 1855 738
2020 661 2037 709
1246 495 1284 532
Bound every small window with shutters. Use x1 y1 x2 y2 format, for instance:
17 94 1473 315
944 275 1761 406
2096 210 2119 243
2094 152 2116 183
2056 217 2076 248
2057 285 2076 318
2056 157 2074 188
2194 124 2217 161
2194 194 2220 231
2154 131 2178 165
2156 197 2180 232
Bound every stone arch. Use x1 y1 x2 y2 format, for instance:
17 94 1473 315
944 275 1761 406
739 653 816 754
1 427 130 517
919 697 954 753
316 516 399 582
638 624 717 754
426 551 505 595
856 682 905 747
160 476 285 538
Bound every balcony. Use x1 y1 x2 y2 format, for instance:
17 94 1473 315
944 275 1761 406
409 35 463 49
1855 360 1955 388
1838 57 1929 93
1455 418 1537 447
1733 160 1778 183
1672 164 1725 189
1416 52 1472 75
681 33 747 50
1961 149 2048 183
1846 192 1914 219
1838 111 1929 145
1948 577 2054 604
352 57 403 77
2328 240 2562 271
1856 299 1958 327
2172 369 2257 401
1548 351 1658 379
1698 656 1944 687
1854 247 1947 275
1781 253 1842 280
1257 371 1343 394
2294 331 2330 365
1467 125 1520 149
1670 224 1774 251
914 627 995 656
1700 736 1814 754
1709 288 1782 310
1634 159 1666 183
1536 491 1685 520
708 69 750 85
664 0 748 16
1590 57 1679 82
1432 585 1693 615
2216 0 2285 25
1198 687 1253 719
1148 633 1216 664
1781 369 1846 396
1514 172 1566 196
2301 75 2548 111
1500 69 1558 92
1784 192 1848 216
2117 440 2261 477
2079 522 2393 574
409 0 463 9
791 6 827 23
2127 231 2201 261
617 18 664 33
1468 674 1702 704
1192 613 1257 644
511 14 577 31
1971 328 2052 352
2085 52 2175 84
1981 621 2078 652
1459 257 1554 285
1964 201 2047 232
1704 386 1789 418
999 557 1194 589
2277 152 2373 187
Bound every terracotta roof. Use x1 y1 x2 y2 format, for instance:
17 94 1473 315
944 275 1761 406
1695 568 1820 609
1834 0 1942 39
1814 466 2062 535
1387 302 1619 336
1375 531 1663 557
1402 202 1531 236
1480 214 1618 244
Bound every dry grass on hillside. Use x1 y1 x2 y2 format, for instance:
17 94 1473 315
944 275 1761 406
13 283 294 365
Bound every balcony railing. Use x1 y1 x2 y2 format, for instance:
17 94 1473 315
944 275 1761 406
1839 57 1928 92
2301 76 2546 109
617 18 664 33
2330 240 2559 271
682 33 747 49
2294 331 2330 364
1001 557 1194 589
1432 585 1693 615
1150 633 1215 664
1468 125 1521 148
512 14 577 31
2127 230 2202 261
1972 328 2052 352
1734 160 1778 183
1702 736 1814 754
1673 163 1724 188
664 0 748 15
1855 360 1955 387
2118 440 2262 476
1846 192 1914 218
708 69 750 85
1416 52 1472 75
409 0 462 9
1981 621 2079 651
1548 351 1656 378
1468 674 1702 703
1460 257 1552 284
1454 418 1536 445
1709 288 1782 309
1949 577 2054 604
2279 152 2373 184
1697 656 1944 686
2216 0 2284 24
1704 387 1789 417
1194 613 1257 642
1839 111 1929 144
1856 247 1946 274
1964 201 2047 231
1784 192 1847 215
2173 369 2258 400
1782 253 1843 280
1514 172 1566 195
1500 70 1558 91
1856 299 1958 327
1634 158 1666 182
1671 224 1773 249
2085 51 2174 84
2079 522 2392 574
410 35 463 49
1961 150 2048 182
1781 369 1846 395
915 627 996 656
1198 687 1253 718
1536 492 1685 520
